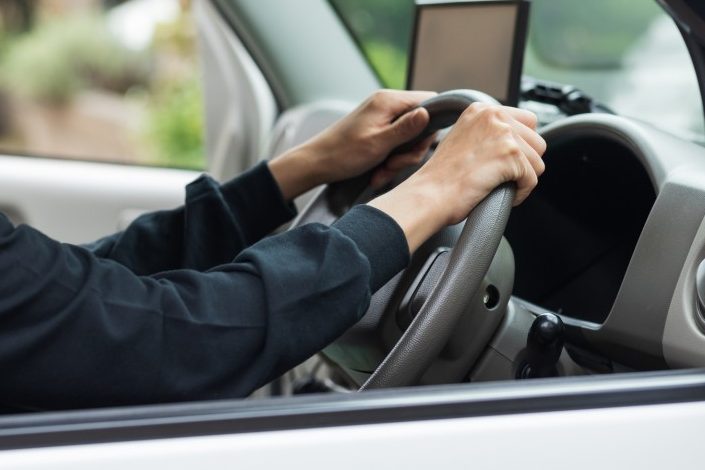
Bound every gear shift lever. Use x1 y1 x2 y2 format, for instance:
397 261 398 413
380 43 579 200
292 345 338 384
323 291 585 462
518 313 565 379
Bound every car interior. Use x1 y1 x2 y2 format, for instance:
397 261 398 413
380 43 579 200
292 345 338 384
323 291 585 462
2 0 705 452
266 0 705 393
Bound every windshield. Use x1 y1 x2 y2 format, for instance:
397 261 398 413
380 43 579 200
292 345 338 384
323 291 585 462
331 0 705 140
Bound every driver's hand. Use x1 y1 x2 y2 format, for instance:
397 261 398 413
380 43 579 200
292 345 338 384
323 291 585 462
419 102 546 220
369 103 546 252
310 89 438 188
269 90 436 200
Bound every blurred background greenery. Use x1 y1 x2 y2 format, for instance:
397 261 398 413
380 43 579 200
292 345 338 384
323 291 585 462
1 14 149 103
0 0 205 169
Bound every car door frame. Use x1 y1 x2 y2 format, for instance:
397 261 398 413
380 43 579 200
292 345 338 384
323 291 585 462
0 369 704 455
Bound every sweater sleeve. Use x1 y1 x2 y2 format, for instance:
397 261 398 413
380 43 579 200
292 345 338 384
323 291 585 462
0 205 409 411
83 161 297 274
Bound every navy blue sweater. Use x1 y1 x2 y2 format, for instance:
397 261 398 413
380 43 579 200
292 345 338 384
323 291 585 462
0 162 409 410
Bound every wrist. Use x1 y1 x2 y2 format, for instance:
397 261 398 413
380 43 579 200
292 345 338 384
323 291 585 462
268 144 326 200
405 172 452 226
412 164 487 226
368 176 446 253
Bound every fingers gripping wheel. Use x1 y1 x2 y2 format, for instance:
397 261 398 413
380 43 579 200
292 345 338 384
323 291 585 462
326 90 502 213
394 90 501 154
361 90 516 390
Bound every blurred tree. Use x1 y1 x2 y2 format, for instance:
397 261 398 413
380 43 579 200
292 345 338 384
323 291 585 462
0 0 38 34
1 13 150 103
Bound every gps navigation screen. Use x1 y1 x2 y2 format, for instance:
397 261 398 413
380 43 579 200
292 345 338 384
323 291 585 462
408 1 529 105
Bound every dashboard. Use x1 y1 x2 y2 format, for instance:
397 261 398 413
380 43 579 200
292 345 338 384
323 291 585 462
506 134 656 324
317 111 705 382
501 113 705 371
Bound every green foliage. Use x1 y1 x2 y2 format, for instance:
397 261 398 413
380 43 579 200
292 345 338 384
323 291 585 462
363 40 407 90
142 8 205 169
0 0 36 35
331 0 414 88
146 78 205 169
0 27 9 53
0 14 149 103
1 38 79 103
0 7 205 170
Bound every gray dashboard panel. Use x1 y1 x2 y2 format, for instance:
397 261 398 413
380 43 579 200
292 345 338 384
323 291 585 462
538 114 705 369
664 196 705 368
587 174 705 368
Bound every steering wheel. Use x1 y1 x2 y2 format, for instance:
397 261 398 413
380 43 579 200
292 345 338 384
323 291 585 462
290 90 516 390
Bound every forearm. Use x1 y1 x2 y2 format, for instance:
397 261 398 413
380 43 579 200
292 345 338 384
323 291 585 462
0 208 408 410
85 163 297 274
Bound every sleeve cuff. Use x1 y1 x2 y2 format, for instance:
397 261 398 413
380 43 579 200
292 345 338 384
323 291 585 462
332 205 410 291
219 161 298 242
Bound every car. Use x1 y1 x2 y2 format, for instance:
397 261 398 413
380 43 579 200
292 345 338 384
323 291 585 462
1 0 705 467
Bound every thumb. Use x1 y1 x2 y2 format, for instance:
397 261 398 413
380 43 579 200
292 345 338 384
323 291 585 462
380 107 430 150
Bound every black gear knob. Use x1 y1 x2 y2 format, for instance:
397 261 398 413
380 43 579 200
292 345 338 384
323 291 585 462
518 313 565 379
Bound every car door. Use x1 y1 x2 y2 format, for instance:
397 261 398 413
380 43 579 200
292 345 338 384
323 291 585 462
0 370 704 468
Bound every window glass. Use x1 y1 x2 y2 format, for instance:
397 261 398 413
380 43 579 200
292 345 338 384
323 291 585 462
0 0 205 169
330 0 415 89
524 0 704 140
331 0 705 141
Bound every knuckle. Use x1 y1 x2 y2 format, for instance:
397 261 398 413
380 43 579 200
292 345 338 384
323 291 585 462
526 111 538 129
500 161 520 182
527 170 539 187
458 110 476 125
459 104 480 124
359 131 380 154
393 117 410 134
480 106 503 120
466 101 485 115
537 135 547 154
501 138 522 158
494 121 513 136
370 90 390 106
395 115 418 138
536 158 546 176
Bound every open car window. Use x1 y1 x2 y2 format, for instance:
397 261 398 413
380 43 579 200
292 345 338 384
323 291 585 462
0 0 205 169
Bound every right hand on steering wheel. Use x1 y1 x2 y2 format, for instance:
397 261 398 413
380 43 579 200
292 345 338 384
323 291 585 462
369 102 547 253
